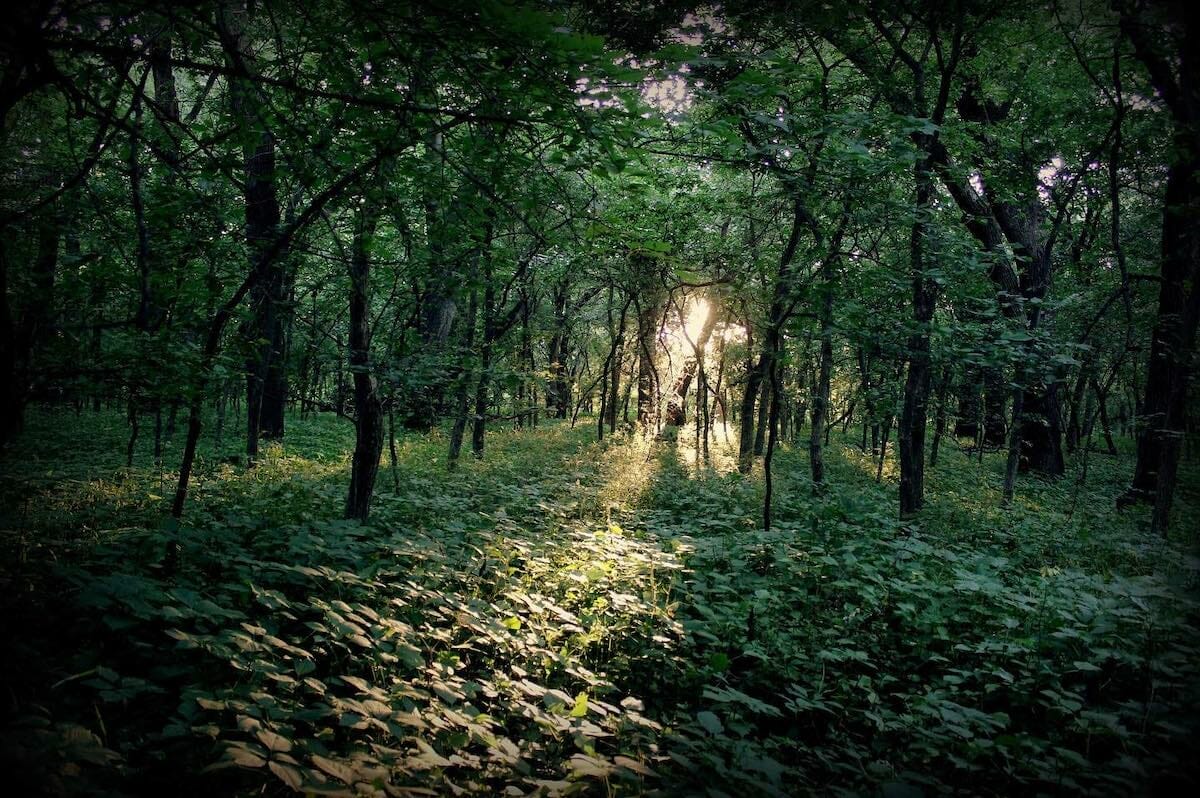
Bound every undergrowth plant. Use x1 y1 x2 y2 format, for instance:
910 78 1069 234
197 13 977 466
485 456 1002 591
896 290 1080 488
1 411 1197 796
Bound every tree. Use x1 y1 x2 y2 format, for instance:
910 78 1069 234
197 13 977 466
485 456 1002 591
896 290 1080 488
1117 0 1199 535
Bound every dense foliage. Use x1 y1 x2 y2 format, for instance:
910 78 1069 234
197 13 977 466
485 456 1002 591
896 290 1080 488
3 412 1197 795
1 0 1197 795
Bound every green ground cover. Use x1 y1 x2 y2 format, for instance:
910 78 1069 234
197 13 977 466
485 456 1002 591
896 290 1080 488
1 409 1197 796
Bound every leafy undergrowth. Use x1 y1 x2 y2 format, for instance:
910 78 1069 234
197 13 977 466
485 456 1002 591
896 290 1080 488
1 410 1198 796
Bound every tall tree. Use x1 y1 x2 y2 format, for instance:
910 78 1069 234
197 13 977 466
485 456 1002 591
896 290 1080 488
217 1 287 463
1117 0 1199 534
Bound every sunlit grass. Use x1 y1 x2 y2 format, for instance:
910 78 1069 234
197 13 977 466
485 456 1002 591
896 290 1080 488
668 419 741 477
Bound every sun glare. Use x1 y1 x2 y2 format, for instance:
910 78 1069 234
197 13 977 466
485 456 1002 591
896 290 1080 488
685 299 710 343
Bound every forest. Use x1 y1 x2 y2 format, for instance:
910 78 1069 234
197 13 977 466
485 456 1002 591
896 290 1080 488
1 0 1197 795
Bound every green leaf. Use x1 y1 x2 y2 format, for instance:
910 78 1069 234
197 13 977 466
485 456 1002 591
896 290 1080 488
256 728 292 753
269 760 304 791
697 710 723 736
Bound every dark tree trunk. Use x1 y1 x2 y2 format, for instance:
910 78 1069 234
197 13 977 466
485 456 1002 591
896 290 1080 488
1092 378 1118 456
808 216 848 486
763 326 783 529
408 105 459 432
470 222 497 458
983 370 1009 446
387 404 399 491
738 353 767 474
934 92 1066 471
1123 100 1199 516
635 289 661 432
753 377 770 456
954 372 980 440
0 193 59 447
546 279 571 420
899 142 938 520
345 209 382 522
1018 381 1065 474
219 4 286 463
760 196 811 525
1065 356 1093 453
518 287 534 429
929 366 951 467
125 401 139 468
606 300 626 435
1001 385 1024 506
448 287 477 466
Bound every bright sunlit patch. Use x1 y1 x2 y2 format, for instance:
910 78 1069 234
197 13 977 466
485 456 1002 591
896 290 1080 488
642 73 693 117
685 299 710 343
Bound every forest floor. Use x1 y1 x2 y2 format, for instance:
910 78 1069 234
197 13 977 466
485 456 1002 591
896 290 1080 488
1 409 1198 797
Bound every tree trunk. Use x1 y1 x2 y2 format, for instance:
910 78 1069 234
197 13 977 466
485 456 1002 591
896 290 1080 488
929 365 951 467
899 144 937 519
665 300 718 427
345 208 382 522
738 353 766 473
448 287 477 466
470 222 497 458
763 326 783 529
809 253 836 487
1124 120 1199 513
1065 355 1093 452
546 279 571 419
635 291 661 432
1001 385 1025 506
0 199 59 447
1092 378 1118 456
219 3 286 463
753 377 770 456
1018 380 1065 473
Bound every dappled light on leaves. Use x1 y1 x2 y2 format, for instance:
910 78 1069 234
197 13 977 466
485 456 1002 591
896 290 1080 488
1 0 1198 795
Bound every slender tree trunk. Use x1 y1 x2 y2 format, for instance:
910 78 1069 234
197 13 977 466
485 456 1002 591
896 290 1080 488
1001 385 1025 506
126 402 139 468
219 3 286 462
448 287 478 467
899 145 938 519
345 208 383 521
1066 356 1093 452
763 328 783 529
929 366 951 467
471 226 497 458
0 197 59 447
605 293 629 435
876 413 893 484
388 404 400 491
738 354 766 473
546 279 571 419
153 402 163 467
215 382 226 452
809 269 835 487
760 196 811 521
1093 379 1118 456
634 285 662 433
753 377 770 456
